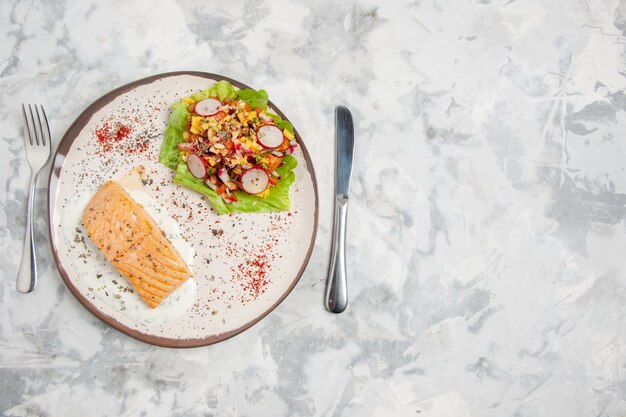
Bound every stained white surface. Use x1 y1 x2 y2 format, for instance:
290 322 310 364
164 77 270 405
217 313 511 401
1 0 626 415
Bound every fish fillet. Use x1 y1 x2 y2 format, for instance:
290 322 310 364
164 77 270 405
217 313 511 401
82 168 191 308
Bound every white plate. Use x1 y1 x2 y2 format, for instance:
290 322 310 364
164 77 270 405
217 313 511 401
48 72 318 347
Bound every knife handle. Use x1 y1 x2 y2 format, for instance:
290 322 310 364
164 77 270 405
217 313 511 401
325 195 349 313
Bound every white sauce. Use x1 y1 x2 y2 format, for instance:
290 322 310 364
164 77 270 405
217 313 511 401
62 189 196 327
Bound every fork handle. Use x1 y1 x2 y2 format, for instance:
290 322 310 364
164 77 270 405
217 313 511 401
17 170 38 293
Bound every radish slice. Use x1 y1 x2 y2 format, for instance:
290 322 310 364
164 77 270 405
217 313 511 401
194 98 221 116
177 142 196 152
204 178 218 191
271 150 285 157
257 125 284 149
187 154 207 178
217 167 229 183
217 167 237 191
259 112 273 122
241 168 269 194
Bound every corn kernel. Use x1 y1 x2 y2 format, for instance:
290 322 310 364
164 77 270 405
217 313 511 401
256 188 270 198
283 129 294 140
236 112 248 127
182 97 195 104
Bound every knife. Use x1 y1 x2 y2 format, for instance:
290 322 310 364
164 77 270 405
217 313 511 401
325 105 354 314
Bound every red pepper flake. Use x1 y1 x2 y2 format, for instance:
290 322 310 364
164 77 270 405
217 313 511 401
235 250 271 301
115 124 131 141
95 122 111 144
95 121 132 149
93 115 153 156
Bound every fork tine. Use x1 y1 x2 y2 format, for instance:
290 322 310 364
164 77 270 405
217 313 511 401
28 104 40 146
40 105 51 147
21 103 33 146
34 105 45 146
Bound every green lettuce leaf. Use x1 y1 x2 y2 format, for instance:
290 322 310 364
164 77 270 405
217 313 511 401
237 88 269 110
159 101 189 169
190 80 238 102
266 111 294 134
173 155 297 214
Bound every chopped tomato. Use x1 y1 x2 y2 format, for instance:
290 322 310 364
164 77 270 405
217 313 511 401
214 110 228 121
244 103 251 112
225 139 234 151
216 184 227 195
189 102 196 113
265 154 283 173
209 174 218 185
277 137 290 151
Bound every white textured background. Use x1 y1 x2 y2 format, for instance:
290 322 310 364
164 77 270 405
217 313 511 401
1 0 626 416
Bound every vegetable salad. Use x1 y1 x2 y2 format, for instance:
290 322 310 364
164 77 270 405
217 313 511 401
159 80 298 214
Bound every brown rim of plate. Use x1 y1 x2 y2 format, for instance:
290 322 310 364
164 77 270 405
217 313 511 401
47 71 319 348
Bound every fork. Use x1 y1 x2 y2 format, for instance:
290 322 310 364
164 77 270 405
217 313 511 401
17 104 52 293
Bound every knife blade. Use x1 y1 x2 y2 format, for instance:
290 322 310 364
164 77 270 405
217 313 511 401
335 105 355 198
325 105 354 313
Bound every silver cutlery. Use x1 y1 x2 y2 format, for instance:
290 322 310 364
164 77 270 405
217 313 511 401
17 104 52 293
325 105 354 313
